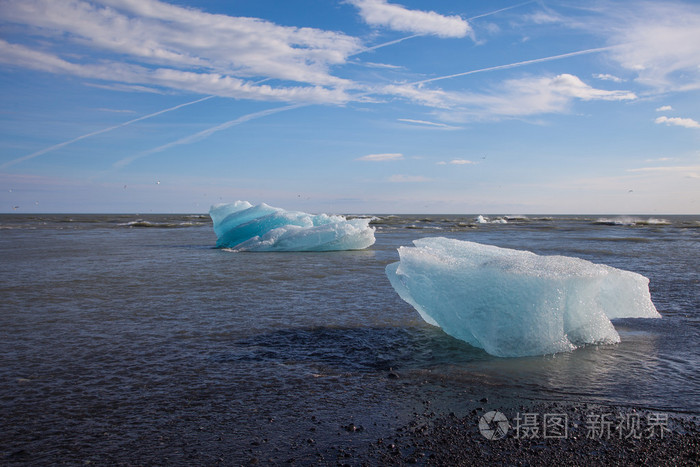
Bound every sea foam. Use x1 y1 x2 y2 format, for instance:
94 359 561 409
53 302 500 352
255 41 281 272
385 237 660 357
209 201 375 251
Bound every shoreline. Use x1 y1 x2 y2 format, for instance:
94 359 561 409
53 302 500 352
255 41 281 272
364 400 699 466
236 377 700 466
6 383 698 465
3 370 698 466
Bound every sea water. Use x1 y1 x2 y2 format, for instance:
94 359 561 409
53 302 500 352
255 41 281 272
1 213 698 463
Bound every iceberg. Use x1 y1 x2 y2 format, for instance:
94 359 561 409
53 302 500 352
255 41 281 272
209 201 375 251
385 237 660 357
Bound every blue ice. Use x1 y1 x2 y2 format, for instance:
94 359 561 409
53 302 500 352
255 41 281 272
385 237 661 357
209 201 375 251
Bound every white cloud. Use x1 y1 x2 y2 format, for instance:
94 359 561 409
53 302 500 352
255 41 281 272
356 153 404 161
628 165 700 172
96 108 137 114
397 118 460 129
380 84 453 108
525 11 565 25
85 82 168 94
388 174 432 182
437 159 476 165
645 157 676 162
628 165 700 179
547 74 636 101
409 74 636 120
0 0 363 103
594 73 624 82
0 0 648 114
655 116 700 129
348 0 471 38
0 40 353 104
362 61 404 70
589 1 700 92
655 105 673 112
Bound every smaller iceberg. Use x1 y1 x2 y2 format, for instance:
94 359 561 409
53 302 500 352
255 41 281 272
385 237 661 357
209 201 375 251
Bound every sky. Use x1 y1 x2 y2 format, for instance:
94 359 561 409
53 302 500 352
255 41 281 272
1 0 699 214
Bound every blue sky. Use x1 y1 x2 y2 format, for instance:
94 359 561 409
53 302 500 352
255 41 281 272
1 0 699 214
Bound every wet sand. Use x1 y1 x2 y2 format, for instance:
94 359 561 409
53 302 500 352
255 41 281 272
3 376 698 465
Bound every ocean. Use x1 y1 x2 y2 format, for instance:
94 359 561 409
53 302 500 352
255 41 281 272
1 213 698 464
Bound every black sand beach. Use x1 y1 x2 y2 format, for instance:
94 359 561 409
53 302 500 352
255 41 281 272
365 401 699 466
5 376 698 466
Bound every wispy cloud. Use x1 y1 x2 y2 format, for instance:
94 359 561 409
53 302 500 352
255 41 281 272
655 105 673 112
594 73 624 82
628 165 700 178
437 159 477 165
0 38 354 105
365 43 635 118
0 95 215 170
380 84 452 108
0 0 362 103
356 153 404 162
524 11 564 25
645 157 676 162
397 119 460 130
85 83 168 94
0 0 651 117
96 108 137 114
655 116 700 129
2 0 692 177
388 174 432 182
581 1 700 92
361 61 405 70
389 73 636 120
348 0 471 38
353 0 534 57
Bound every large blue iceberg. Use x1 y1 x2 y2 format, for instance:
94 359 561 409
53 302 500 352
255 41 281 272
385 237 661 357
209 201 375 251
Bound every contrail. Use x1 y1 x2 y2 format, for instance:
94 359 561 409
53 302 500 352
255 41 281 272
0 95 215 170
113 103 305 169
467 1 535 21
410 46 616 85
351 34 424 56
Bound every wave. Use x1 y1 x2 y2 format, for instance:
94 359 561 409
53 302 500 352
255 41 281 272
588 236 652 243
119 220 202 228
475 215 507 224
594 216 671 226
